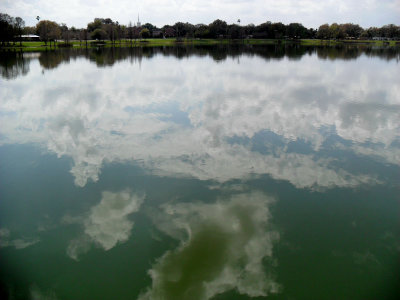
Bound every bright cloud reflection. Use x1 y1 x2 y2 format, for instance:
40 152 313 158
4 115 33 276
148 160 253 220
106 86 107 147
0 228 40 249
140 191 279 300
66 189 144 260
0 50 399 188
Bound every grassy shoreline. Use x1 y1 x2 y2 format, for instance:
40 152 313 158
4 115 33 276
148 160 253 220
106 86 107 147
1 38 399 52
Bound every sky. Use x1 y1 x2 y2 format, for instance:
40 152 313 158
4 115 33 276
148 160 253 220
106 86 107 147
1 0 400 30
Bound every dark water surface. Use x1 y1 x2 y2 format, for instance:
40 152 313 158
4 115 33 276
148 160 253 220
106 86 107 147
0 45 399 300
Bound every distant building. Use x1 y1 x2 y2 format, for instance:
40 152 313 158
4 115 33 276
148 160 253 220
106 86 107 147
152 29 162 38
164 27 175 38
137 14 141 27
19 34 40 41
372 37 389 41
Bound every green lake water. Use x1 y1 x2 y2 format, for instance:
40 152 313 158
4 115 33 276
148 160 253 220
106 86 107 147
0 45 399 299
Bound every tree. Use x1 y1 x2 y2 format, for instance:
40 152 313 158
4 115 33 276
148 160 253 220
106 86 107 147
81 29 89 47
363 27 379 39
114 21 123 44
317 24 330 39
271 22 285 39
69 26 80 41
308 28 317 39
87 19 102 33
127 21 134 44
228 24 240 39
104 18 113 25
329 23 341 39
243 23 255 37
341 23 363 38
140 28 150 39
133 26 141 41
91 28 107 41
15 17 25 46
254 21 273 38
209 19 227 38
119 24 126 42
162 25 175 38
0 13 15 45
184 23 195 38
380 24 400 39
194 24 209 38
142 23 155 35
254 22 286 39
60 23 70 43
173 22 187 38
48 22 61 46
286 23 308 39
23 26 36 34
36 20 61 46
105 23 118 44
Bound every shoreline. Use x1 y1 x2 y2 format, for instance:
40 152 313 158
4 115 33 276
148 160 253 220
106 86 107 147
1 38 399 52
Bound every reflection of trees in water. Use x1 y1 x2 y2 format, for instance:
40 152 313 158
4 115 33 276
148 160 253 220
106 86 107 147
36 45 400 66
73 45 400 66
316 45 400 61
363 46 400 61
87 47 144 67
38 49 73 69
0 52 30 79
316 46 360 60
1 45 399 79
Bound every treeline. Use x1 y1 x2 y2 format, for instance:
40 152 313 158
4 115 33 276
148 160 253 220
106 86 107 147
1 12 400 46
0 13 25 45
316 23 399 40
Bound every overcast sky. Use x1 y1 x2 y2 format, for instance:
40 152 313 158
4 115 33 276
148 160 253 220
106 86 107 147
1 0 399 29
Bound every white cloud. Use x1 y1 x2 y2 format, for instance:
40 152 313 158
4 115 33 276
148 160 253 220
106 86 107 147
139 191 280 300
0 0 399 28
66 189 144 260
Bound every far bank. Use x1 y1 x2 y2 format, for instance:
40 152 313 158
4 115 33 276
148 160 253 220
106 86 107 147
1 38 399 52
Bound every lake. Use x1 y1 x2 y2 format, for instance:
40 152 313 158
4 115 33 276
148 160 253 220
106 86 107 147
0 45 399 300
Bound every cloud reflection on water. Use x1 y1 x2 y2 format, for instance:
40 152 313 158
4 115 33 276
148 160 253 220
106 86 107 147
66 189 144 260
140 191 279 300
0 228 40 250
0 50 399 189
